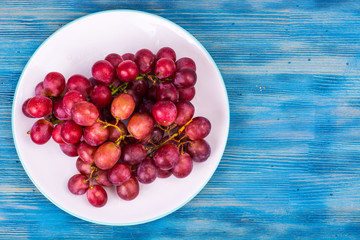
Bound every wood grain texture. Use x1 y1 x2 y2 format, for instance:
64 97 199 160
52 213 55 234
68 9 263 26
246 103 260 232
2 0 360 239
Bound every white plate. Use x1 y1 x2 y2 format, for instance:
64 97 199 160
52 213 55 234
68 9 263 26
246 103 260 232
12 10 229 225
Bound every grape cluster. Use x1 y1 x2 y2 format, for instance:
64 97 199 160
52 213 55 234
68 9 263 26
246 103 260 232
22 47 211 207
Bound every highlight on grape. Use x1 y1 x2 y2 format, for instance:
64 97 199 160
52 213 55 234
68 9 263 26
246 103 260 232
22 47 211 207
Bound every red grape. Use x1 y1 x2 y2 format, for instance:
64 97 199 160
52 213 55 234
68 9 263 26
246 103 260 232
91 60 115 86
83 122 109 147
178 87 196 101
157 168 172 178
94 141 121 170
27 96 53 118
87 185 107 207
35 82 46 96
173 67 197 89
43 72 66 97
22 98 34 118
155 58 176 79
134 49 155 74
156 47 176 62
90 85 112 108
77 141 97 164
175 57 196 71
94 170 113 187
60 120 83 144
105 53 123 67
107 163 131 185
120 143 147 165
152 100 177 126
156 82 178 102
62 90 86 115
128 78 148 96
171 152 193 178
71 101 99 127
52 122 65 144
116 60 139 82
68 174 89 195
53 97 71 120
76 157 93 175
111 93 135 120
185 116 211 140
30 119 53 144
116 176 139 200
175 100 195 126
127 113 154 140
107 120 127 142
137 157 157 184
122 53 135 61
153 144 180 170
59 143 79 157
186 139 211 162
66 74 92 97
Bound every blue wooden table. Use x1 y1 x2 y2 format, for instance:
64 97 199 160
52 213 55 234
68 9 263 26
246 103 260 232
2 0 360 239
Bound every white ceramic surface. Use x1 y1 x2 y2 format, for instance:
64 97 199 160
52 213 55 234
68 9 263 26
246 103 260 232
12 10 229 225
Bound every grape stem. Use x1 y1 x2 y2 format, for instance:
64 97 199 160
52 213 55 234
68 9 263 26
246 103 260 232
111 82 129 95
97 119 126 146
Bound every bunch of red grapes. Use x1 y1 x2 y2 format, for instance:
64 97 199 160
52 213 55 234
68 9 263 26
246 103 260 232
22 47 211 208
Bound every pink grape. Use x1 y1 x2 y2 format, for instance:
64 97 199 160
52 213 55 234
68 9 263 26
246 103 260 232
60 120 83 144
111 93 135 120
68 174 89 195
66 74 92 97
27 96 53 118
30 119 53 144
186 139 211 162
152 100 177 126
62 90 86 115
94 141 121 170
43 72 66 97
83 122 109 147
107 163 131 186
156 47 176 62
127 113 154 140
185 116 211 140
71 101 99 127
137 157 157 184
153 144 180 170
171 152 193 178
116 177 139 201
87 185 107 207
92 60 115 86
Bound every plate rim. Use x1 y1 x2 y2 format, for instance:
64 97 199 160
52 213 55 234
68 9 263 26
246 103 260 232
11 9 230 226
